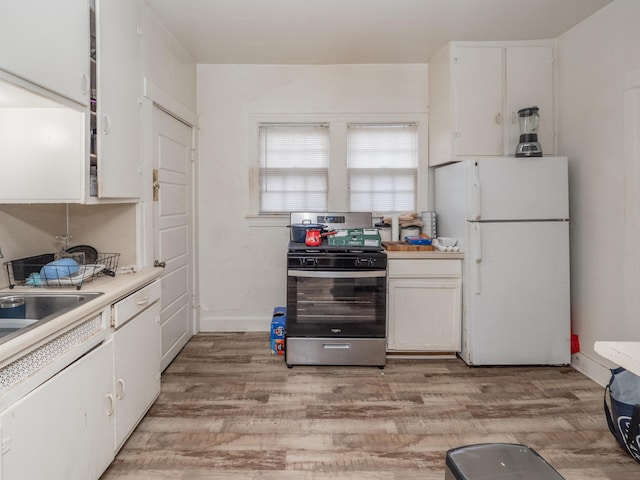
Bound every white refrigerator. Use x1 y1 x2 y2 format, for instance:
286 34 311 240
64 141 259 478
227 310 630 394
435 157 570 365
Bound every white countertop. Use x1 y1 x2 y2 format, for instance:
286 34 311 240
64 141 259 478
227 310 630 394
0 267 163 365
594 341 640 376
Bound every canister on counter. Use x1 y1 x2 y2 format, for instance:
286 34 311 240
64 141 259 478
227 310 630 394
0 296 26 319
400 226 420 240
376 224 392 242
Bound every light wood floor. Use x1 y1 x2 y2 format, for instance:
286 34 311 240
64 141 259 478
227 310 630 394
101 332 638 480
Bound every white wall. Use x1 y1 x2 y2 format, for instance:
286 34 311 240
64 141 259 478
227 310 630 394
557 0 640 384
197 64 427 331
143 8 197 116
0 204 137 289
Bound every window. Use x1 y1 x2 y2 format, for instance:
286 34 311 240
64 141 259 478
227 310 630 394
347 123 418 212
258 123 329 212
253 114 426 216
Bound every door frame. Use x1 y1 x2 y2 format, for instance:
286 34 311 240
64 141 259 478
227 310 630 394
624 68 640 330
139 87 199 336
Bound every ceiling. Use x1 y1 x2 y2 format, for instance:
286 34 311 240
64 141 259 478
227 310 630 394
145 0 614 64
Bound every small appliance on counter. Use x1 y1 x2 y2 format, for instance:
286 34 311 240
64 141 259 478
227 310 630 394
515 106 543 157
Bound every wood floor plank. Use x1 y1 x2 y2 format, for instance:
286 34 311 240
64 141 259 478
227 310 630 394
100 332 640 479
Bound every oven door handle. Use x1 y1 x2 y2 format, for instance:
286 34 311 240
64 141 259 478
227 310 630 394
287 270 386 279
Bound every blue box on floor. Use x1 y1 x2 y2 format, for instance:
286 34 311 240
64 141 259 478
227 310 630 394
271 306 286 338
270 338 285 355
270 307 286 355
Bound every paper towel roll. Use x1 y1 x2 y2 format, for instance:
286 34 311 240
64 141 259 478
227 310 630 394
391 215 399 241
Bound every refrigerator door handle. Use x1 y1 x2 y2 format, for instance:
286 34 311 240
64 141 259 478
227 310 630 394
473 223 482 294
472 163 481 220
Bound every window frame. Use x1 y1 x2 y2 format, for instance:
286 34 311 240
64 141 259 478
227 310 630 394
248 113 428 222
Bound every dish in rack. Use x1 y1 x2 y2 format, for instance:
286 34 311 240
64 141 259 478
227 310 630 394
27 264 106 286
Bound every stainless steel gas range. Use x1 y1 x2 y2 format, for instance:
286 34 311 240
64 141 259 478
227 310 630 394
285 212 387 368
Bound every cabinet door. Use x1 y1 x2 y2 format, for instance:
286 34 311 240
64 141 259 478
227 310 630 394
113 301 161 449
388 278 461 351
0 0 89 105
506 46 555 156
454 47 503 156
96 0 142 198
0 104 85 202
0 341 114 480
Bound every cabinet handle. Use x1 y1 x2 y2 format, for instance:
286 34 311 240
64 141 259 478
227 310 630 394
472 163 481 220
81 73 89 94
106 393 115 416
103 114 111 134
494 112 502 125
116 378 126 400
136 295 150 306
473 223 482 294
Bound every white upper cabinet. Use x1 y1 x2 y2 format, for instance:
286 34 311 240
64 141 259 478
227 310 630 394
505 46 555 157
0 0 90 106
428 41 556 166
94 0 143 199
0 0 144 204
0 77 87 203
454 47 504 157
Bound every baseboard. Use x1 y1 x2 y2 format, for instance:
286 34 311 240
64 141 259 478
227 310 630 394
387 351 457 359
199 315 270 332
571 351 611 387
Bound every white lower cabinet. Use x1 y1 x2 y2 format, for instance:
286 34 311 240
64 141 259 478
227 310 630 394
0 280 161 480
113 282 161 449
0 340 115 480
387 257 462 352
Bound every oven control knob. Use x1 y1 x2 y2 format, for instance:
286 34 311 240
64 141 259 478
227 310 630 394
300 257 318 266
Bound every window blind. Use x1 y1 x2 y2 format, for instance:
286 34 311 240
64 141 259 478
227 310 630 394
259 123 329 212
347 123 418 212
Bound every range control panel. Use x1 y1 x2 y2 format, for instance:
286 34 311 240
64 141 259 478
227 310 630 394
289 212 373 230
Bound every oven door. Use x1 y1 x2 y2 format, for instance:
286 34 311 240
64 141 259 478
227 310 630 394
286 269 386 338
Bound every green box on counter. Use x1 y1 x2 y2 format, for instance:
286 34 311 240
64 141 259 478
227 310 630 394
328 228 381 247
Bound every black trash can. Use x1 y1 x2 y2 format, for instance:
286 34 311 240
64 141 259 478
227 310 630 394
445 443 565 480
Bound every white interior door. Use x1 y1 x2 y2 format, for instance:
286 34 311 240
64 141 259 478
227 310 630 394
152 106 193 371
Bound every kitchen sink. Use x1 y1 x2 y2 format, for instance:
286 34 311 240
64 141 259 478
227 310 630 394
0 292 104 345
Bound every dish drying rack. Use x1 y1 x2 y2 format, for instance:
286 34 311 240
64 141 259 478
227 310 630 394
3 252 120 290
